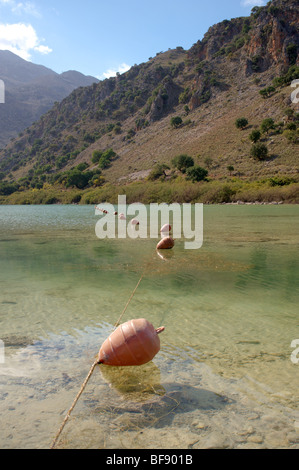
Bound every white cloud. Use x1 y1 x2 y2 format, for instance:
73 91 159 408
241 0 266 6
34 44 52 55
0 23 52 60
12 2 41 18
101 63 131 80
0 0 40 17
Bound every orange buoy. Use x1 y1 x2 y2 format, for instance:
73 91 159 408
156 236 175 250
160 224 171 233
98 318 165 366
96 207 108 214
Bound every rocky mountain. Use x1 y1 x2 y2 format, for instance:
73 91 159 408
0 0 298 202
0 50 99 148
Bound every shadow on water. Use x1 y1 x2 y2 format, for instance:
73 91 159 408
86 362 233 430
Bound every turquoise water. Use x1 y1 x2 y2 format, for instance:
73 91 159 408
0 204 298 449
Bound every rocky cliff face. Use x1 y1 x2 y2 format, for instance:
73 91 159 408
189 0 298 76
244 1 298 74
148 76 182 122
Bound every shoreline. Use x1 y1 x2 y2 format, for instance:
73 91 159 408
1 179 298 205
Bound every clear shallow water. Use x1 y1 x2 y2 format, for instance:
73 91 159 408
0 204 298 449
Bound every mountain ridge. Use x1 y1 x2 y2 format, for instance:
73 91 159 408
0 50 99 148
0 0 298 204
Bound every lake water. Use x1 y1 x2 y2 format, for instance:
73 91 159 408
0 204 298 449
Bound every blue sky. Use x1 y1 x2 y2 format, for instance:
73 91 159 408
0 0 267 79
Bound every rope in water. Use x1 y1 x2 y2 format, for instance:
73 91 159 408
50 271 144 449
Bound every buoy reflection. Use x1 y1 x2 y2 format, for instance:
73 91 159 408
99 361 165 401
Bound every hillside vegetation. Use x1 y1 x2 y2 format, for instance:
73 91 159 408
0 0 298 204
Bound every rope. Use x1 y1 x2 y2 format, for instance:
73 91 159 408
50 359 98 449
50 271 144 449
113 272 144 329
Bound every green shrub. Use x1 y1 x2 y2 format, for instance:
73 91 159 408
186 166 208 182
286 122 296 131
286 44 297 66
170 116 183 128
283 129 299 143
250 142 268 160
98 148 116 169
92 150 103 164
235 117 248 129
171 154 194 173
227 165 234 175
55 154 70 169
0 181 19 195
249 129 261 142
71 194 82 203
272 65 299 88
148 164 170 181
65 169 93 189
45 196 59 205
260 118 275 134
269 176 295 187
259 86 275 98
76 162 89 171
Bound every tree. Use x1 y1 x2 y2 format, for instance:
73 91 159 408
76 162 89 171
283 129 299 143
250 142 268 160
286 122 296 131
66 169 93 189
170 116 183 128
186 166 208 182
171 154 194 173
92 148 116 169
259 86 275 98
249 129 261 143
235 117 248 130
55 154 70 169
260 118 275 134
92 150 103 164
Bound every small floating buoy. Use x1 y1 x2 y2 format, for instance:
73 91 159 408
96 206 108 214
160 224 171 233
156 236 175 250
98 318 165 366
118 213 126 220
113 211 118 215
131 218 139 225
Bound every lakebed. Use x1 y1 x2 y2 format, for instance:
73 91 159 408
0 204 298 449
